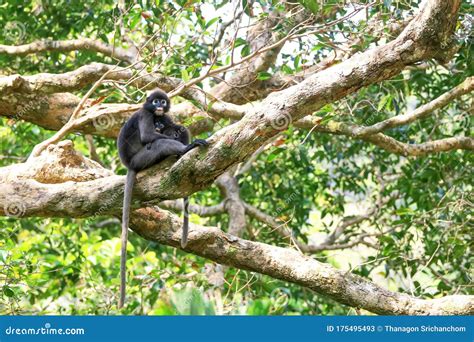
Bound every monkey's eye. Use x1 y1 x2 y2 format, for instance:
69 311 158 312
161 99 167 106
152 99 160 105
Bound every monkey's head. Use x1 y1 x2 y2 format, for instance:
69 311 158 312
144 89 170 116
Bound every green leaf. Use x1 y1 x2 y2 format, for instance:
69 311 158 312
294 55 301 70
3 285 14 298
206 17 220 29
181 69 190 82
241 44 250 57
257 71 272 80
377 94 390 112
297 0 319 14
234 37 247 48
395 208 414 216
281 64 293 74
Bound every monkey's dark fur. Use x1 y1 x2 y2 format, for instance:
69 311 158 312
117 89 207 308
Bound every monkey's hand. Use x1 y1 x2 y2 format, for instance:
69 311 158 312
179 139 209 156
192 139 209 147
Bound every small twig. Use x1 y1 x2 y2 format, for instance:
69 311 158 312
85 134 104 166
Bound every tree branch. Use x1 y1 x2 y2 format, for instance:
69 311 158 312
159 200 225 217
0 38 137 64
0 63 134 94
354 76 474 136
296 118 474 156
128 206 473 315
216 168 247 237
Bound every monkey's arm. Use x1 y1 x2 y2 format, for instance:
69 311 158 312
139 113 170 144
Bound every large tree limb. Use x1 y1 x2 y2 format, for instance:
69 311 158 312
293 76 474 155
216 168 247 237
253 13 413 101
0 63 134 94
28 66 125 158
129 206 473 315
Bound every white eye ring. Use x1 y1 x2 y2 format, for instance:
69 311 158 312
152 99 160 105
161 99 167 106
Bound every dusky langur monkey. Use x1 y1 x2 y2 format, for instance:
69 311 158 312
117 89 208 308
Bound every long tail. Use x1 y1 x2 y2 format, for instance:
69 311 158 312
119 170 136 308
181 197 189 248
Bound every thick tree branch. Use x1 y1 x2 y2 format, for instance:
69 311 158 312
0 38 137 63
129 206 473 316
0 63 134 94
292 76 474 155
0 63 246 138
256 14 413 100
28 66 122 158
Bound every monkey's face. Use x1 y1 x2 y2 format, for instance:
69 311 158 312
144 90 170 116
